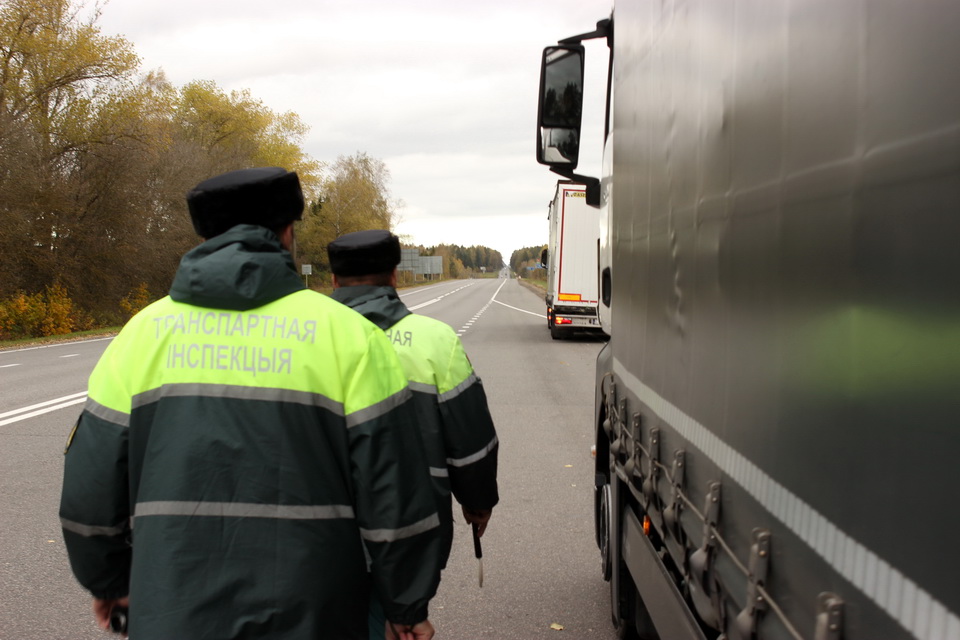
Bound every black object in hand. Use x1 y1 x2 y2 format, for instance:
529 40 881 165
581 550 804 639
472 523 482 559
109 606 128 634
472 523 484 588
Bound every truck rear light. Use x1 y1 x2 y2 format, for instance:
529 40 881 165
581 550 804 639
556 317 573 325
643 515 651 536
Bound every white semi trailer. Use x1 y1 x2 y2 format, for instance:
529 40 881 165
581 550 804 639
543 180 603 340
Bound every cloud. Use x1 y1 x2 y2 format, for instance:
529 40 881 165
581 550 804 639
387 152 557 260
95 0 613 259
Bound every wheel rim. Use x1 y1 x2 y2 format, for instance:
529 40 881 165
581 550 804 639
599 482 613 581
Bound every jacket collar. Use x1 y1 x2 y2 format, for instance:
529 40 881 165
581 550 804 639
330 285 411 330
169 224 304 311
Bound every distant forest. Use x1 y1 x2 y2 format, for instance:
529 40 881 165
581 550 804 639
412 244 504 279
509 245 547 274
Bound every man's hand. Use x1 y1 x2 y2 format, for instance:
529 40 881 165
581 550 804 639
92 596 129 635
386 619 435 640
462 506 493 537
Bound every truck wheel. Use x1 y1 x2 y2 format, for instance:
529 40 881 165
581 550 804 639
598 483 613 581
550 323 563 340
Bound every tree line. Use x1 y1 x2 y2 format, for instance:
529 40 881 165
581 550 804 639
0 0 502 339
0 0 320 324
509 245 546 274
415 244 503 280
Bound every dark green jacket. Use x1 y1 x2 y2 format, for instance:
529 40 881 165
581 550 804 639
331 285 499 566
60 226 442 639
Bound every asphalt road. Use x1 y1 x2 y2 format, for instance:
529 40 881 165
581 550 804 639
0 276 616 639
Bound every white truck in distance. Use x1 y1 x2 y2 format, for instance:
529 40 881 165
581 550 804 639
543 181 603 340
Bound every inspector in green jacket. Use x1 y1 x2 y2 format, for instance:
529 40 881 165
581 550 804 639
331 284 500 565
60 175 442 639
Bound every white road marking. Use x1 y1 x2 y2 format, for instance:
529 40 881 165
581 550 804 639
0 336 113 353
408 282 477 310
398 282 449 297
493 299 546 318
456 280 511 337
0 392 88 427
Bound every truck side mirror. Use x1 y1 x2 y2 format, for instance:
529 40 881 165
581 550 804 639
537 45 585 169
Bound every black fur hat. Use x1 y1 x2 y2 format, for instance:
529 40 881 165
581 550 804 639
186 167 304 239
327 230 402 276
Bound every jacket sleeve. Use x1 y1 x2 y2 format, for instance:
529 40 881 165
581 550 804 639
438 338 500 511
346 329 444 626
59 337 133 600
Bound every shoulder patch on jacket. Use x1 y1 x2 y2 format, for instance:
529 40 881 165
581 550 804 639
64 418 80 454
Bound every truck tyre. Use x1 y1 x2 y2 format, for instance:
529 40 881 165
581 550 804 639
598 483 613 581
549 311 564 339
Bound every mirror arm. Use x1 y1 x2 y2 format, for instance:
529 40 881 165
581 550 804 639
550 167 600 207
558 18 611 45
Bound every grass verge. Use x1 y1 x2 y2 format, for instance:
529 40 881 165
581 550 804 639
0 327 120 351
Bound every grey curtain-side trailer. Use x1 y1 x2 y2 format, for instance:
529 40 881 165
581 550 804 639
535 2 960 639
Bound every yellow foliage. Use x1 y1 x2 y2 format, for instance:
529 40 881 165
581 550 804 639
0 291 44 340
119 283 152 320
0 284 75 339
40 283 75 336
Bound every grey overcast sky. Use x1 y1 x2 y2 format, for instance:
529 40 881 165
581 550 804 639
94 0 614 262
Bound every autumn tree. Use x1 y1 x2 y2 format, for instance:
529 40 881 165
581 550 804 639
0 0 139 304
447 256 466 279
0 0 322 323
298 152 398 270
174 81 320 190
